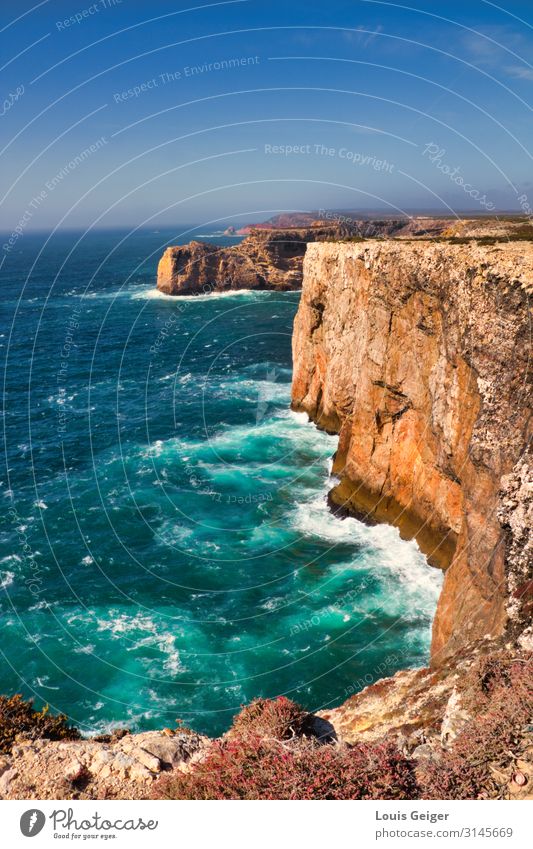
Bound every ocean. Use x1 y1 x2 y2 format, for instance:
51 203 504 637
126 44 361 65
0 228 442 737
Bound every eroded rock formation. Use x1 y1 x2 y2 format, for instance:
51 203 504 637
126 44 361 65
156 224 401 295
157 218 533 295
291 240 532 662
156 219 464 296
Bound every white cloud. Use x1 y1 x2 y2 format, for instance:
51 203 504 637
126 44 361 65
504 65 533 81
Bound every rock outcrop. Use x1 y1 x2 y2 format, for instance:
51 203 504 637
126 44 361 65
157 230 304 294
317 637 491 745
157 224 400 295
291 240 532 662
0 729 209 800
157 218 533 295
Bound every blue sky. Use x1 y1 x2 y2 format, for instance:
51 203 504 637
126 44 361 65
1 0 532 231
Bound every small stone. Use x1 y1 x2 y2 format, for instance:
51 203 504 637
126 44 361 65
130 763 154 782
110 752 134 778
97 765 112 780
0 768 18 795
92 749 113 765
412 744 434 760
141 738 187 768
90 751 113 776
132 747 162 773
65 759 85 782
513 771 527 786
441 689 470 745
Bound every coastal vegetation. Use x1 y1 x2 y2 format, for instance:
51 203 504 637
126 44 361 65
0 694 79 755
152 653 532 800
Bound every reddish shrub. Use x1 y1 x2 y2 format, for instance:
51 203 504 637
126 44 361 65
153 735 418 800
419 655 532 799
230 696 311 740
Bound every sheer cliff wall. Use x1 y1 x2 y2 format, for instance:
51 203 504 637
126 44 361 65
291 241 532 661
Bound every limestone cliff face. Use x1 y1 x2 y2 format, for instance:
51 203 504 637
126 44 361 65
157 219 533 296
157 222 414 295
292 241 532 662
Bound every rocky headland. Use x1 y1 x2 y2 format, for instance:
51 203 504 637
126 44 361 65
156 221 401 295
157 216 533 296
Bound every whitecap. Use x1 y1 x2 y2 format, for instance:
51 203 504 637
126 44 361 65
0 571 14 589
260 596 285 611
29 600 50 611
149 289 264 303
73 644 95 655
363 523 443 605
77 283 150 301
102 618 187 676
0 554 21 565
35 676 60 690
290 481 441 616
291 494 361 545
96 612 157 635
158 523 194 547
131 287 176 301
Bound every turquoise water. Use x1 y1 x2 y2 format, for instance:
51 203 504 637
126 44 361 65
0 230 442 737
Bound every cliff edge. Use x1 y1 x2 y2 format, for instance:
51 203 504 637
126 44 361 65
156 223 407 295
291 240 532 662
157 218 533 296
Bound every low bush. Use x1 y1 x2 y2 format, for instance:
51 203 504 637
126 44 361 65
153 734 418 800
419 655 532 799
229 696 311 741
0 694 80 754
154 656 533 801
153 696 417 800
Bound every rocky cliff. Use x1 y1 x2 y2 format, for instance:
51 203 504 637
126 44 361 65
156 219 468 296
292 240 532 662
157 223 406 295
157 229 306 294
157 218 533 295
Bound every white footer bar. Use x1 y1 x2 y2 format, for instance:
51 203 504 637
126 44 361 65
3 799 532 848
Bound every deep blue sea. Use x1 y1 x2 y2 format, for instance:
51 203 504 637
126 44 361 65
0 228 441 737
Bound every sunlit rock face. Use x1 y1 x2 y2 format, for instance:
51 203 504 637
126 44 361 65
291 239 532 662
156 221 413 295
